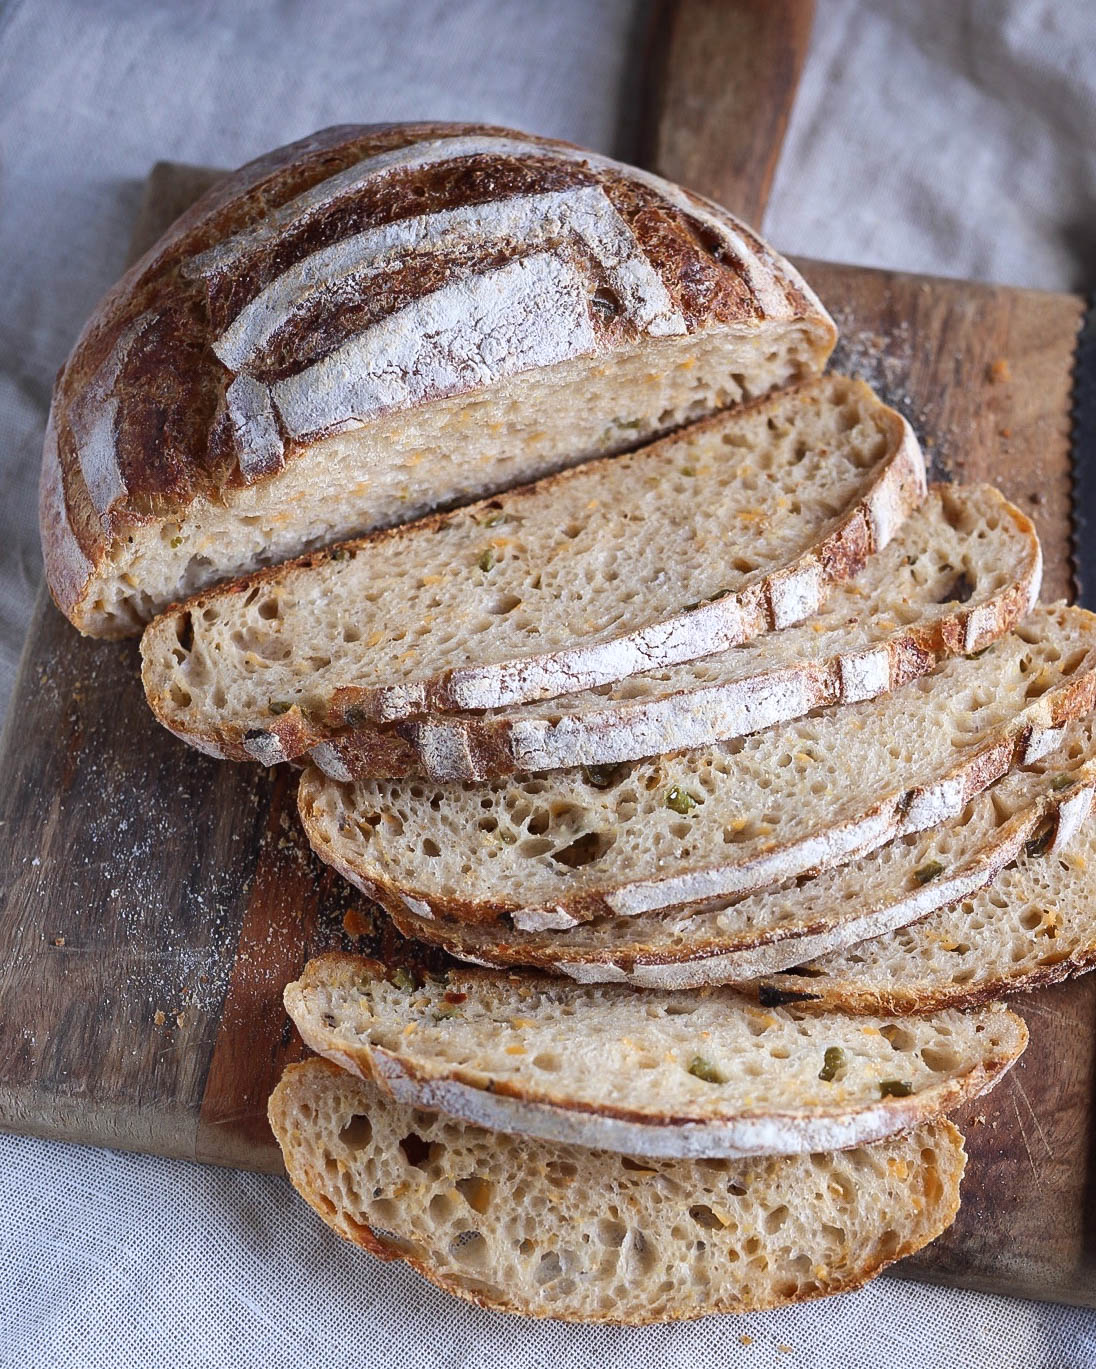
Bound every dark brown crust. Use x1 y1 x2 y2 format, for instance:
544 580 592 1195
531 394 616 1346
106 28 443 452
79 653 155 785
43 121 836 634
268 1059 965 1324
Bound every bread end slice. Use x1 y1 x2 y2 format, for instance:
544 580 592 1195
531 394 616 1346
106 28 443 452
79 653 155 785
269 1059 966 1323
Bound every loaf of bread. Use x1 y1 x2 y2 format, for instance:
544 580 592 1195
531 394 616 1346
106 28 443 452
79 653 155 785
41 122 836 638
269 1058 966 1323
284 952 1025 1158
298 605 1096 929
43 114 1095 1327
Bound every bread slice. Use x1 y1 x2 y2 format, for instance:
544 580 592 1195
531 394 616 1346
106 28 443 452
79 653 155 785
298 604 1096 930
284 952 1024 1158
758 775 1096 1014
45 122 836 638
141 375 924 763
269 1058 966 1323
383 713 1096 986
312 483 1041 780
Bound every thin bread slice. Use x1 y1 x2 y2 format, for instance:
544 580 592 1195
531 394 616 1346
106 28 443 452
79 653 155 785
313 483 1040 780
141 375 925 762
269 1059 966 1323
757 776 1096 1014
284 952 1025 1158
298 603 1096 930
384 713 1096 985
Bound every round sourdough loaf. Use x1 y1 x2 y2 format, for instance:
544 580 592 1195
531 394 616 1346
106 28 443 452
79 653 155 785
40 122 836 637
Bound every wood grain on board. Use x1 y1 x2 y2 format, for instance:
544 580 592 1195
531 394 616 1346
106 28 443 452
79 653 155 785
0 142 1091 1308
645 0 816 228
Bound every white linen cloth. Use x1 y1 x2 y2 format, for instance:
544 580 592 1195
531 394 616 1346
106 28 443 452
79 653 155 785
1 1 1094 1363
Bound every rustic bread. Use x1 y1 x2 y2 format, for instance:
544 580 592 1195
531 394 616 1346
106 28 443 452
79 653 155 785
312 482 1040 780
284 952 1024 1158
759 771 1096 1014
382 714 1096 984
298 604 1096 930
141 375 923 764
42 122 835 638
269 1058 966 1323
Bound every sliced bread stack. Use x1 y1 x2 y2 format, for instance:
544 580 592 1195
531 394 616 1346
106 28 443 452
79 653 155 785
51 126 1096 1322
139 299 1077 1323
141 366 1069 1317
268 958 1022 1321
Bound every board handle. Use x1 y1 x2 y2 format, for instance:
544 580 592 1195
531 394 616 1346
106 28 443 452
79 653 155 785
643 0 815 225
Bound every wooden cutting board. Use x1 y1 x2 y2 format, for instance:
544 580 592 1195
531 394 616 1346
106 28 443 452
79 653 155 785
0 120 1092 1311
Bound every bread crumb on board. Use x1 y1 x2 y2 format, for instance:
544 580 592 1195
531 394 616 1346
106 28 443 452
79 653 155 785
343 906 376 939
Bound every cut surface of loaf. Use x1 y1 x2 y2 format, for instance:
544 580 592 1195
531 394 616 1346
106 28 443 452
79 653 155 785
284 952 1025 1158
313 482 1040 780
384 713 1096 985
269 1059 966 1323
760 769 1096 1014
42 122 835 637
298 604 1096 929
142 375 924 762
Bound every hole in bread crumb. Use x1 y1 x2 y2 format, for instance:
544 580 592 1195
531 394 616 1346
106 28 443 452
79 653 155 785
921 1046 961 1072
526 807 550 836
689 1205 724 1230
518 836 554 857
399 1132 432 1169
449 1230 487 1267
545 1160 578 1187
938 572 974 605
880 1025 917 1052
455 1176 494 1215
550 831 615 869
339 1114 372 1151
487 593 522 615
764 1204 789 1233
429 1192 456 1222
597 1218 627 1247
